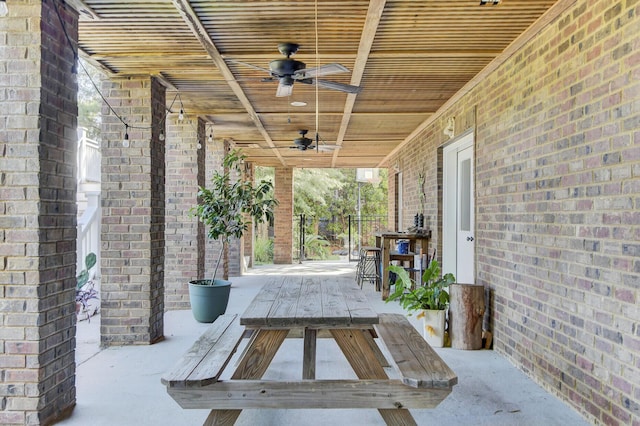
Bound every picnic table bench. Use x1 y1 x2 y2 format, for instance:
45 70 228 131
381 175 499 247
162 276 457 425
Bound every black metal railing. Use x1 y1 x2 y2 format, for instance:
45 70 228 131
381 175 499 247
292 214 387 262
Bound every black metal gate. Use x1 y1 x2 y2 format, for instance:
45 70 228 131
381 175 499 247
347 214 387 262
293 214 386 263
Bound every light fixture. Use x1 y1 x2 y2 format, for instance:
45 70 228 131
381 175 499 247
444 117 455 139
0 1 8 17
479 0 500 4
291 101 307 107
178 109 184 121
122 125 130 148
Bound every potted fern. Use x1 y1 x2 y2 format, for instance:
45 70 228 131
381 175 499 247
386 260 455 347
190 149 278 322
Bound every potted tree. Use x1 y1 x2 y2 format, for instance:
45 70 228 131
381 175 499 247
386 260 455 347
190 149 278 323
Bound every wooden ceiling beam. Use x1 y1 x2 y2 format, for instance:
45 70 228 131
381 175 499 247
331 0 387 167
171 0 286 166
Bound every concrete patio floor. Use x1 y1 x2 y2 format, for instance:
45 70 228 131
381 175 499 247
60 260 590 426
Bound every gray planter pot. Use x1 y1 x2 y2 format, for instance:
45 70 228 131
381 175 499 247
188 279 232 323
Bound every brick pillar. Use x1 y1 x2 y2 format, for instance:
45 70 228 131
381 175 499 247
100 76 165 346
273 167 293 264
0 1 78 424
164 116 205 309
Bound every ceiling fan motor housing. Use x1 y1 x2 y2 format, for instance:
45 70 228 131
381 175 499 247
269 59 306 79
294 129 313 149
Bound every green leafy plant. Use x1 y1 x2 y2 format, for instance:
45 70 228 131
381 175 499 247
191 149 278 282
76 252 99 316
254 237 274 264
386 260 455 313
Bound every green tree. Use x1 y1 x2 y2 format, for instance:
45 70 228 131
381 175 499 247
77 59 104 140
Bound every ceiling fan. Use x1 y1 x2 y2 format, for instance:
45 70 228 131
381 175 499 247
289 129 340 152
228 42 361 98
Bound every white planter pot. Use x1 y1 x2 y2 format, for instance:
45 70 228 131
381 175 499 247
417 309 446 348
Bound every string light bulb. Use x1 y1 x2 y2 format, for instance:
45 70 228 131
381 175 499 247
178 109 184 121
122 125 129 147
0 1 8 17
208 133 213 143
159 130 165 141
197 140 202 150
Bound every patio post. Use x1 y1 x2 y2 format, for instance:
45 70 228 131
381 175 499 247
100 75 166 346
0 1 79 423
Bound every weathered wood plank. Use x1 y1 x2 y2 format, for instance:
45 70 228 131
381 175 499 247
239 276 282 327
241 275 378 329
378 409 418 426
231 329 288 380
206 329 288 426
302 328 317 379
330 328 420 424
321 281 352 326
339 277 379 324
161 314 244 387
167 380 452 409
203 409 239 426
331 328 387 378
374 314 458 389
297 276 323 322
267 275 303 327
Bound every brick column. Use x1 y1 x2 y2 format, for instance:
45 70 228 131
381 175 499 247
0 1 78 424
100 76 165 346
164 116 205 309
273 167 293 264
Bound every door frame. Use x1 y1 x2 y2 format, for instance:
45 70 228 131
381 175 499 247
441 129 475 279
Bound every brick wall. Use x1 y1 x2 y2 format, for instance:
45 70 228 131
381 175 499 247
0 1 78 424
100 76 165 346
164 116 204 309
273 167 293 264
387 0 640 423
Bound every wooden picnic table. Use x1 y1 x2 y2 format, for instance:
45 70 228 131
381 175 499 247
162 275 457 426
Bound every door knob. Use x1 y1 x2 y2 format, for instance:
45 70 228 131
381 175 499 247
467 236 474 242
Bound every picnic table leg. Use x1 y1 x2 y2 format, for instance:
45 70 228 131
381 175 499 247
203 329 288 426
331 329 418 426
303 328 317 379
363 328 390 368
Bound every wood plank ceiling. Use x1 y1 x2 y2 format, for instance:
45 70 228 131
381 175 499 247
75 0 559 168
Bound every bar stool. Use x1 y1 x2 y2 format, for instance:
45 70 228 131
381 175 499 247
356 246 382 290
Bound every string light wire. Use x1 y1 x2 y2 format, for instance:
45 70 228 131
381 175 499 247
53 0 200 146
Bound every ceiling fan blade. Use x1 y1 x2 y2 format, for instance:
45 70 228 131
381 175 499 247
222 56 272 74
317 145 341 151
276 82 293 97
294 63 349 78
304 79 361 94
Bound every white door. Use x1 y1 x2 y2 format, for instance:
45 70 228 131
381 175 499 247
442 132 475 283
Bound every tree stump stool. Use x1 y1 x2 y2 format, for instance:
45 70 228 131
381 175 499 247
449 283 485 350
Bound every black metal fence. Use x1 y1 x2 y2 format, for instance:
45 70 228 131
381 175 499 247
292 214 387 262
